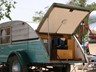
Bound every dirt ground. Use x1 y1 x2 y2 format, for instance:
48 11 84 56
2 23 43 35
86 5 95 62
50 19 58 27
70 63 96 72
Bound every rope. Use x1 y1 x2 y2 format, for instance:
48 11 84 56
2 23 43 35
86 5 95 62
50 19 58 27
78 25 84 39
78 22 96 40
84 22 96 40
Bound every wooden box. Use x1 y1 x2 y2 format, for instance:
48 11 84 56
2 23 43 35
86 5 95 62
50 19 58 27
57 50 73 59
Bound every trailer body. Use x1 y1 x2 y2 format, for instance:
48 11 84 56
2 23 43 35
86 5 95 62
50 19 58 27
0 3 92 72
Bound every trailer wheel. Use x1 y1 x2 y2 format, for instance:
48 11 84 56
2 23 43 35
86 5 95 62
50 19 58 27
8 56 28 72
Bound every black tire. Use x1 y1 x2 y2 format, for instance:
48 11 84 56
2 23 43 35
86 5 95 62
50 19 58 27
8 56 28 72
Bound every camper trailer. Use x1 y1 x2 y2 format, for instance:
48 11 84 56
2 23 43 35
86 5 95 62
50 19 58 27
0 3 91 72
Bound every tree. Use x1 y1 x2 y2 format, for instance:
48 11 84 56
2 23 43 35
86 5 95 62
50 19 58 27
87 2 96 10
32 11 44 23
32 6 49 23
68 0 87 7
0 0 16 20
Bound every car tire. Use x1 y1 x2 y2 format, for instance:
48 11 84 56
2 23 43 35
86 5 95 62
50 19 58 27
8 55 28 72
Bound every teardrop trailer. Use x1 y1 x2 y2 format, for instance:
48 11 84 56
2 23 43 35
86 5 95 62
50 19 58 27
0 3 92 72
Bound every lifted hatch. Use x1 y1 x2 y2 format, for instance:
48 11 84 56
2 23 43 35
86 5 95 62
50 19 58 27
37 3 91 34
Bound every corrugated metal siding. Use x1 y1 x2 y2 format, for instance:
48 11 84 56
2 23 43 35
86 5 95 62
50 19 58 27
12 21 38 41
12 22 29 41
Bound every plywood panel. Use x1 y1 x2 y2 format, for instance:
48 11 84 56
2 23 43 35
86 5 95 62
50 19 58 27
57 50 73 59
68 39 75 58
68 39 75 50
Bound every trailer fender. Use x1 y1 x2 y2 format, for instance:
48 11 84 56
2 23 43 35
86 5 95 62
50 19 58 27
7 51 30 65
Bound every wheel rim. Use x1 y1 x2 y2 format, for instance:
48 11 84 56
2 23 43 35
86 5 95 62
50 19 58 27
12 60 21 72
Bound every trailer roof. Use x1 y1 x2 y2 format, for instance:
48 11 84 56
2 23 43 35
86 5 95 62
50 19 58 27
37 3 92 34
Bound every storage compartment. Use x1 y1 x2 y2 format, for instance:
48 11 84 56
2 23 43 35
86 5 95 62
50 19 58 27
38 33 76 60
56 39 75 60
